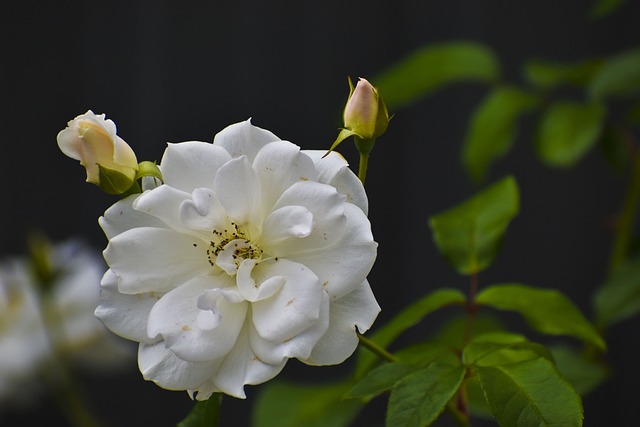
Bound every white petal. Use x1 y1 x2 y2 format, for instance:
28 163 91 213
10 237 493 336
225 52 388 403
104 227 209 294
250 290 330 364
133 185 193 233
303 150 368 214
99 195 166 240
94 270 160 344
253 141 317 211
304 280 380 366
260 205 313 247
213 119 280 163
236 259 284 302
213 156 262 226
251 259 323 343
160 142 232 192
211 323 287 398
179 188 229 231
138 341 220 390
265 181 346 256
287 203 377 299
214 239 255 276
147 276 247 362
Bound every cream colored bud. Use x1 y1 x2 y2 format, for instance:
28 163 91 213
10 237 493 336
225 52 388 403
57 110 138 186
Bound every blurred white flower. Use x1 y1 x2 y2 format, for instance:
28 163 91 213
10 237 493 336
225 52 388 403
0 241 130 404
96 119 379 399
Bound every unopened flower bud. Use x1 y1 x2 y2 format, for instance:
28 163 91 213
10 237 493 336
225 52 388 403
57 111 138 194
343 78 389 140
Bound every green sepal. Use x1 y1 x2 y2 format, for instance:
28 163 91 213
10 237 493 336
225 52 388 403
97 164 138 195
177 394 222 427
136 160 164 183
373 89 390 139
429 176 519 275
324 128 359 158
476 358 583 427
477 284 606 350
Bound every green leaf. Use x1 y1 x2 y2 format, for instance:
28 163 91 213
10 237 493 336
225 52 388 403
550 345 610 395
477 284 606 350
346 362 417 402
395 341 460 367
466 376 493 419
600 124 630 171
429 176 519 275
463 332 553 367
593 256 640 327
524 59 603 90
435 312 505 349
535 101 606 168
252 381 361 427
476 358 583 427
374 41 499 109
590 49 640 99
463 86 539 182
590 0 627 18
387 363 466 427
355 288 465 378
177 394 222 427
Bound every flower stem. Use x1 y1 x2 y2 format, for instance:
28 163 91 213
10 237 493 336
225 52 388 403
52 372 103 427
358 153 369 184
463 272 479 346
357 333 398 363
609 146 640 274
354 136 375 184
455 272 479 426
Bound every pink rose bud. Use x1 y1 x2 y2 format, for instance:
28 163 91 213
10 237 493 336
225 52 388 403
343 78 389 140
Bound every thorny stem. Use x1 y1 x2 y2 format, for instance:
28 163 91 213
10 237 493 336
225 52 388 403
357 333 398 363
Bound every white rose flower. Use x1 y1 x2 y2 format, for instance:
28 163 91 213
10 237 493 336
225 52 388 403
95 119 380 399
57 110 138 192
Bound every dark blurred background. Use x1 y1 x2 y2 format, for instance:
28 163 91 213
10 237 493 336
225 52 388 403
1 0 639 425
